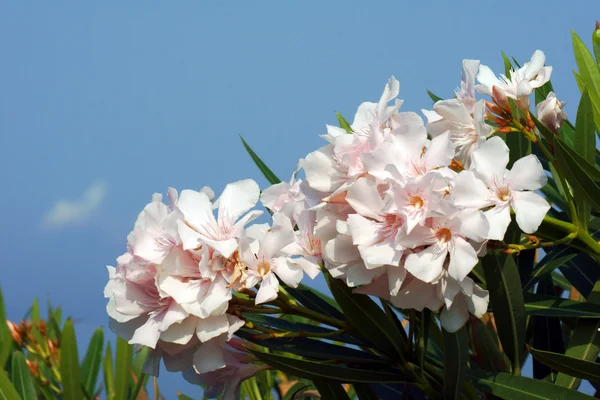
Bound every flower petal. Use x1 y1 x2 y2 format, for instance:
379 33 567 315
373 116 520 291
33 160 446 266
405 245 446 283
217 179 260 227
511 191 551 234
507 154 547 191
448 237 478 282
471 136 509 187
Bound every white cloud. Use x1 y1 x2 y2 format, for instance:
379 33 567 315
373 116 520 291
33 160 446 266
41 182 107 228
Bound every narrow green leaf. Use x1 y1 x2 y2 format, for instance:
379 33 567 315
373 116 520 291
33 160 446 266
554 137 600 211
523 248 576 291
0 370 21 400
353 383 378 400
470 317 509 373
29 299 45 356
442 325 468 400
60 319 84 400
535 80 554 106
314 381 350 400
416 310 430 375
103 342 115 400
239 135 281 185
81 327 104 396
281 382 314 400
0 286 13 369
336 112 353 134
573 30 600 101
555 280 600 389
132 346 150 378
574 89 596 228
524 293 600 317
501 51 513 78
426 90 443 103
530 346 600 383
532 275 565 381
560 253 600 299
250 351 407 383
325 272 405 359
129 373 148 400
470 370 593 400
10 351 36 400
481 254 526 374
574 70 586 92
593 25 600 65
284 283 344 321
115 337 133 400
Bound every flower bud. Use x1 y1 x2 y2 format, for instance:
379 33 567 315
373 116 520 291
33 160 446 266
7 320 23 346
593 21 600 62
536 91 567 133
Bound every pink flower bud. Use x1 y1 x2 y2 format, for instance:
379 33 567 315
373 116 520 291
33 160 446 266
536 91 567 133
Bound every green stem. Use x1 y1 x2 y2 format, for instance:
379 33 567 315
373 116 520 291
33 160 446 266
275 290 348 329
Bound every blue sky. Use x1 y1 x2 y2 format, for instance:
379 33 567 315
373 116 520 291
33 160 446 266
1 1 598 397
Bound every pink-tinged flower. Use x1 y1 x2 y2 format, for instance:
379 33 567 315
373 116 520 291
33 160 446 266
185 339 267 399
476 50 552 106
191 316 245 375
129 189 181 264
142 338 198 376
437 272 489 332
423 99 493 168
536 91 567 133
354 273 442 311
363 127 454 183
452 136 550 240
177 180 263 258
384 174 440 234
105 263 190 349
260 160 306 224
345 177 406 270
402 209 488 283
281 210 322 279
455 59 481 114
351 76 402 135
241 214 303 304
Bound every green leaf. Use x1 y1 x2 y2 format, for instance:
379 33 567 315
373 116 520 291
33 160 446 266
574 70 586 92
250 351 407 383
60 319 84 400
415 310 430 374
530 346 600 383
560 253 600 299
442 325 468 400
572 30 600 134
593 26 600 65
129 373 148 400
115 337 133 400
481 254 525 374
554 137 600 211
573 30 600 101
314 382 350 400
336 112 353 134
555 280 600 390
535 80 555 106
103 342 115 400
10 351 36 400
470 370 593 400
523 247 576 291
523 293 600 317
177 393 195 400
353 383 379 400
282 382 314 400
574 89 596 228
501 51 513 78
426 90 443 103
325 272 405 360
470 317 509 373
0 286 13 370
239 135 281 185
132 346 150 378
284 283 344 321
29 299 45 357
81 327 104 396
0 370 21 400
532 275 565 380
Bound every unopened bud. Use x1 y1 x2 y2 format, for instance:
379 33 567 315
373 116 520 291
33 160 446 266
36 321 47 336
536 91 566 133
491 86 509 110
7 321 23 346
26 359 39 378
497 126 514 134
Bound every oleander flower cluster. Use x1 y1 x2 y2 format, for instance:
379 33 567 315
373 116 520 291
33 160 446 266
104 49 559 397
